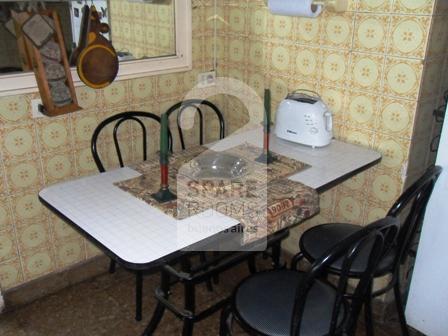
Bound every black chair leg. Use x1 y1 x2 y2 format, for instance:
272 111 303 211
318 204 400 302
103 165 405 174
291 252 304 270
248 255 257 274
220 304 233 336
393 282 410 336
364 282 374 336
135 271 143 321
109 259 116 274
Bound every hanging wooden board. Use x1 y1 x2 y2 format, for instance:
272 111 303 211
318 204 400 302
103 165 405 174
22 10 81 116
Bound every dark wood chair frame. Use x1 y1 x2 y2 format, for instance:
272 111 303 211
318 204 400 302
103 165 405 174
220 217 400 336
291 165 443 336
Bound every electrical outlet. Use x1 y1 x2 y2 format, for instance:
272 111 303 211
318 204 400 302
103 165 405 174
197 71 216 88
31 99 46 118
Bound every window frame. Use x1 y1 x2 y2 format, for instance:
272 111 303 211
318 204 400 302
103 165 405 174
0 0 192 97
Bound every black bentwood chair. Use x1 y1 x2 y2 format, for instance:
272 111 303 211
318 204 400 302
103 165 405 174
292 165 442 336
165 99 225 150
91 111 172 321
166 98 227 287
220 217 400 336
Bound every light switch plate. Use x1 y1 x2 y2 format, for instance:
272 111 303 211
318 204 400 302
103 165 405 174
197 71 216 88
31 99 46 118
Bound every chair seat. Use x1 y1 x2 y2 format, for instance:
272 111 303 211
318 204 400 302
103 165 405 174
234 270 345 336
300 223 395 276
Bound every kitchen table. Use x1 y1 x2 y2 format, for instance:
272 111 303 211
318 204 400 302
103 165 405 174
39 127 380 335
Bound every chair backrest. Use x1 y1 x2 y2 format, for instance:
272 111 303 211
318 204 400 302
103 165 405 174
386 165 442 267
291 216 400 336
91 111 170 172
165 99 225 150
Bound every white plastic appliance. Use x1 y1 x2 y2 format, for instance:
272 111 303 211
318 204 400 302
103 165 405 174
275 90 333 148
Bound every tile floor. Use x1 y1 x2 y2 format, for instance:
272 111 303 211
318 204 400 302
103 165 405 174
0 259 410 336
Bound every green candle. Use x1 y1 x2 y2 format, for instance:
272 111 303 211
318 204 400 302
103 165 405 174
160 113 169 164
264 89 271 133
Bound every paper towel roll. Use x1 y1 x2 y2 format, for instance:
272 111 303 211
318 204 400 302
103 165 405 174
268 0 322 17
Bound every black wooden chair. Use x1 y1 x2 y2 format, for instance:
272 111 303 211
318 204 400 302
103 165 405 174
291 165 442 336
91 111 171 322
220 216 400 336
165 99 225 150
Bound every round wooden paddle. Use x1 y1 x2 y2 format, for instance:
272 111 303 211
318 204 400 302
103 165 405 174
77 5 118 89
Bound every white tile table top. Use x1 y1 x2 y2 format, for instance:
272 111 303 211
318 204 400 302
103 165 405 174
39 127 380 267
208 127 381 191
39 168 239 267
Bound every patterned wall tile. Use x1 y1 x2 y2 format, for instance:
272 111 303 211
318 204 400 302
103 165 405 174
11 191 48 225
41 152 77 185
0 95 30 124
373 134 410 170
296 16 323 46
0 122 38 161
54 238 85 268
321 11 355 49
392 0 435 15
4 158 43 194
70 112 99 147
349 52 385 93
17 222 51 255
294 46 322 81
21 247 55 281
388 15 431 59
379 97 416 138
353 13 390 53
35 116 72 154
321 49 351 86
345 90 381 129
384 56 424 99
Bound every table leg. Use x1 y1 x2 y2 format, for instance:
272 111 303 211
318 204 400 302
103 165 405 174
136 271 143 321
141 270 170 336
